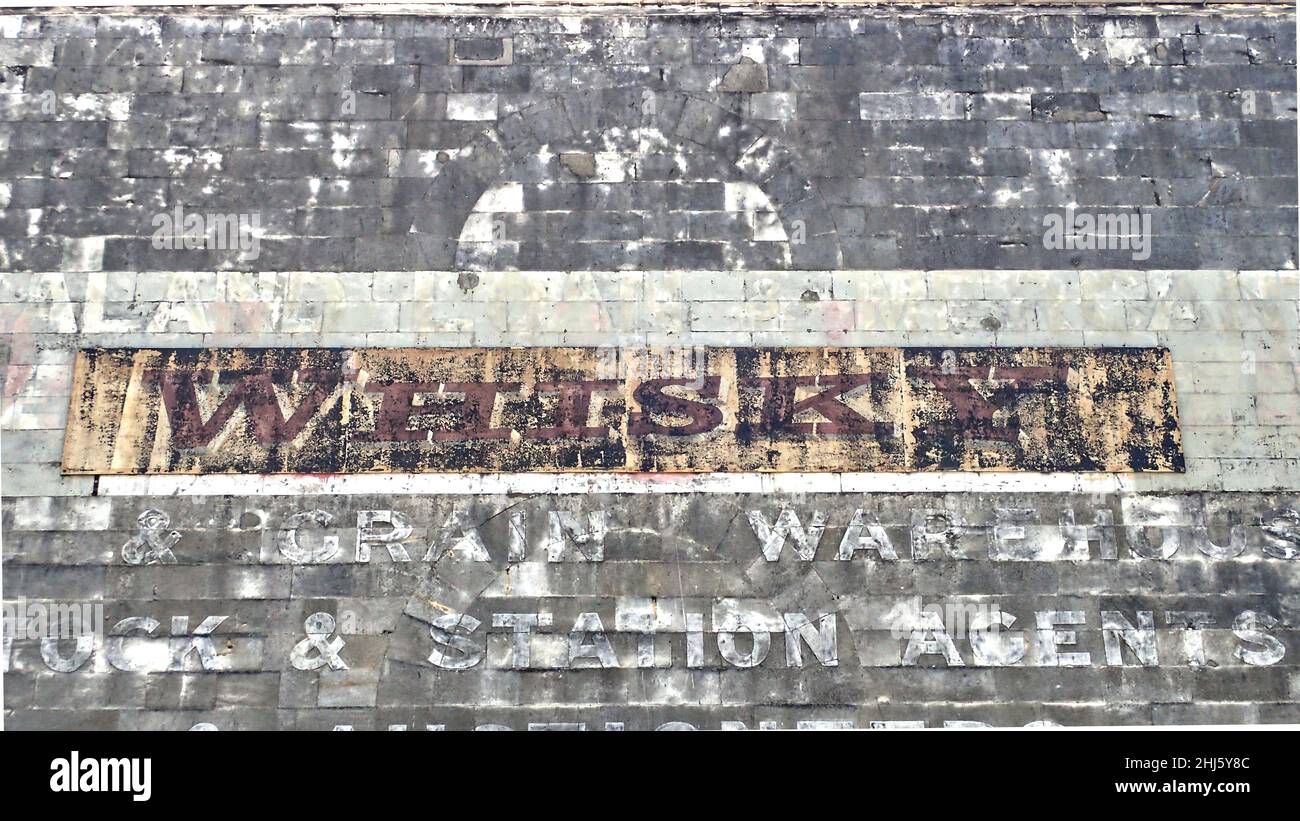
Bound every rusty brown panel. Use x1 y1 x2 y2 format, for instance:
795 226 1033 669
903 348 1183 472
61 346 1184 475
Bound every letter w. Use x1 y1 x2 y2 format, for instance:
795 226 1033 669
747 509 826 561
150 369 338 448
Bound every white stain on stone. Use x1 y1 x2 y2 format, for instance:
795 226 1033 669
458 212 498 242
473 182 525 213
1039 149 1073 183
289 121 322 145
725 181 788 241
447 93 499 122
60 237 104 272
1103 37 1158 66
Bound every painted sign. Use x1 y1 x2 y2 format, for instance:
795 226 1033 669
5 492 1295 731
61 347 1184 474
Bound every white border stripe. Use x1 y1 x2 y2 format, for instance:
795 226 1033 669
96 471 1139 495
0 1 1283 9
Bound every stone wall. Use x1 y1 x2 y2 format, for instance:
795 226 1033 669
4 490 1299 730
1 6 1297 730
0 8 1294 271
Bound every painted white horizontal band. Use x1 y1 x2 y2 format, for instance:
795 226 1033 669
97 471 1139 496
2 1 1286 10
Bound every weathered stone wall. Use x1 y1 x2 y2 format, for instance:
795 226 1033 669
0 8 1294 270
4 490 1300 729
2 7 1298 729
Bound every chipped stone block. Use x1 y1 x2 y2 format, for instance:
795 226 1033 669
450 36 513 67
719 57 769 94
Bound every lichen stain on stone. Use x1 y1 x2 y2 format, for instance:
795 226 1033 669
456 271 480 293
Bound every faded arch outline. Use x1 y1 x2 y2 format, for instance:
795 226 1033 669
401 92 845 270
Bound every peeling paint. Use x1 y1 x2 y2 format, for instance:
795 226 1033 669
62 346 1184 474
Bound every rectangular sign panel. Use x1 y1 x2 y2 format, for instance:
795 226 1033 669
61 347 1183 475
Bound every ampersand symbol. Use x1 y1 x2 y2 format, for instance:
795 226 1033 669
122 509 181 565
290 612 348 671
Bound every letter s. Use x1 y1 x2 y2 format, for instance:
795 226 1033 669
1232 611 1285 666
628 376 723 437
428 613 484 669
1261 510 1300 560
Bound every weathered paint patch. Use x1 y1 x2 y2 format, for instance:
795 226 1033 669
61 346 1184 475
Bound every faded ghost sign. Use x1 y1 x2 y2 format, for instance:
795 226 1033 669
61 347 1183 474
